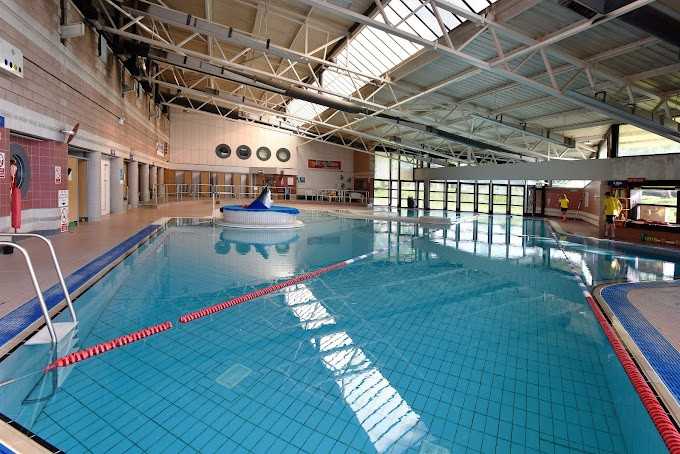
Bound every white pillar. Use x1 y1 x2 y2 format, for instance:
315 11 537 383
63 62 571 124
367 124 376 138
86 151 102 221
141 163 150 203
110 157 125 214
127 160 139 208
158 167 165 202
150 165 158 202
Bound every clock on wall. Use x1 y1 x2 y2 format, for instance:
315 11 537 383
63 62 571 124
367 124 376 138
236 145 252 160
215 144 231 159
276 147 291 162
256 146 271 161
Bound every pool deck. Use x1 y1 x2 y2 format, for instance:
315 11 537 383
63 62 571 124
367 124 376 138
0 199 369 319
548 218 680 421
595 281 680 422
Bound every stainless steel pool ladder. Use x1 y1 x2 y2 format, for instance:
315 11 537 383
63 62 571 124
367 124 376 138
0 234 78 345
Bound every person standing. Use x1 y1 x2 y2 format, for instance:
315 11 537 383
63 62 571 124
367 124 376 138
603 191 622 239
558 193 569 221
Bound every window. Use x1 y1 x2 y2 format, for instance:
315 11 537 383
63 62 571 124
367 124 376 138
287 0 499 123
460 183 475 212
618 125 680 157
374 180 389 206
447 182 458 210
510 185 525 215
430 181 445 210
631 187 678 224
477 183 490 213
401 181 416 208
492 184 508 215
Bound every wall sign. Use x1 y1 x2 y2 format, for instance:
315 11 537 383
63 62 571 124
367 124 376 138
236 145 251 160
0 151 5 179
54 165 62 184
256 146 271 161
58 189 68 207
276 148 291 162
215 144 231 159
308 159 341 170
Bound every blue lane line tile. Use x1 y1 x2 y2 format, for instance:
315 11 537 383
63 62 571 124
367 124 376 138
600 281 680 403
0 225 160 348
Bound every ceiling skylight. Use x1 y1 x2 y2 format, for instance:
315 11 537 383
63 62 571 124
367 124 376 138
287 0 496 123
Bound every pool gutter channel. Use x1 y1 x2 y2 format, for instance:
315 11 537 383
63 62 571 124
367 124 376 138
547 223 680 451
593 283 680 425
0 219 171 453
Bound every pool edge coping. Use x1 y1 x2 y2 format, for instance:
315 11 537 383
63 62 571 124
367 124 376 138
594 281 680 425
546 221 680 450
0 217 171 358
0 217 176 453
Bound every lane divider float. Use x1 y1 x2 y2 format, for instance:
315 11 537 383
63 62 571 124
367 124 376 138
42 250 382 371
547 228 680 453
44 321 173 371
179 250 382 324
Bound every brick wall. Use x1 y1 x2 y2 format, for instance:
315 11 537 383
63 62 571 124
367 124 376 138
9 136 67 211
0 0 169 159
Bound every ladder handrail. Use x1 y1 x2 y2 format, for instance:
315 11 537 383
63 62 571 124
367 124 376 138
10 234 77 323
0 241 57 344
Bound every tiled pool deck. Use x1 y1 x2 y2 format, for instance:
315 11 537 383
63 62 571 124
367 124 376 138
596 281 680 422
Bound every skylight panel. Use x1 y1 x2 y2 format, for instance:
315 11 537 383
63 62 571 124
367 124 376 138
286 0 492 122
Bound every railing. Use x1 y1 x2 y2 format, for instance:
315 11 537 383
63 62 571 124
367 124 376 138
153 184 370 206
0 241 57 344
10 234 77 324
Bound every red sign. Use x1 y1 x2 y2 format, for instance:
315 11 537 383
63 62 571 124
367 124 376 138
308 159 341 170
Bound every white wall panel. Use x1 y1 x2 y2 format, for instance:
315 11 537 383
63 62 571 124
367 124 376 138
170 111 354 189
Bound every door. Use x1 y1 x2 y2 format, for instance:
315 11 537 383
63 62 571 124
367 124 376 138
101 159 110 216
67 157 79 222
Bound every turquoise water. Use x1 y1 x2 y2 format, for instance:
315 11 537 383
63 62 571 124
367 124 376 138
0 213 675 453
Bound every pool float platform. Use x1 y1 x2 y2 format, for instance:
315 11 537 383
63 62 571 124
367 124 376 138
215 186 303 229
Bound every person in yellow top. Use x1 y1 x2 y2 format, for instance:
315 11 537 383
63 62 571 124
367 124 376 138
603 191 623 239
558 193 569 221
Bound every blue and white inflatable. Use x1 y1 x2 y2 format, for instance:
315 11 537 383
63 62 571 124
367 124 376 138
218 186 303 229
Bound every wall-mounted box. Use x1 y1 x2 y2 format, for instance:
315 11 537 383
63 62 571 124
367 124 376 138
0 37 23 78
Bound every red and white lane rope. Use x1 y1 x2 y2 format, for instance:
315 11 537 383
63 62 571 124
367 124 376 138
179 250 383 324
44 321 173 371
547 228 680 453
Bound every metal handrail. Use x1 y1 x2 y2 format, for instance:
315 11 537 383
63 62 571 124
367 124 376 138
0 242 57 344
155 183 369 205
10 234 77 323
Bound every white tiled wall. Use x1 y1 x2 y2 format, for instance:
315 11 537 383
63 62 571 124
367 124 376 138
170 111 354 190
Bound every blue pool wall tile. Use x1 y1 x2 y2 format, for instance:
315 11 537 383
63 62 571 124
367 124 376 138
0 225 160 348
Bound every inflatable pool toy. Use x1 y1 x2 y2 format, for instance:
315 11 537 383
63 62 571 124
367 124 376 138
217 186 303 229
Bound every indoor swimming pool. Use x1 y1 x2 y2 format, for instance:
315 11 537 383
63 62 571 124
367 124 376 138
0 213 677 453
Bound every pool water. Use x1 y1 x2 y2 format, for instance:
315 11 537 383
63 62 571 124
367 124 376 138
0 213 676 453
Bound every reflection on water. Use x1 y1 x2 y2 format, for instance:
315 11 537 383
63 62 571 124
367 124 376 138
0 214 676 452
284 284 428 453
373 215 679 286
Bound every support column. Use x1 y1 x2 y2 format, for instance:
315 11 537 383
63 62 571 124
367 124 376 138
423 179 430 210
86 151 102 222
110 157 125 214
150 165 158 202
598 181 608 237
127 160 139 208
140 163 150 203
158 166 165 202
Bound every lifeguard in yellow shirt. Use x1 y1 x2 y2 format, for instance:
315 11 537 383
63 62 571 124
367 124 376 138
558 194 569 221
603 192 623 239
